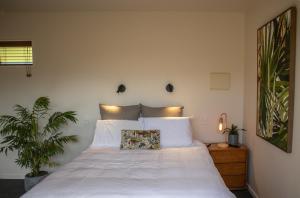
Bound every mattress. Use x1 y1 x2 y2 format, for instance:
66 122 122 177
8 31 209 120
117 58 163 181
22 142 235 198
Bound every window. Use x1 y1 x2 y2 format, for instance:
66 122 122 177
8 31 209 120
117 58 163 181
0 41 32 65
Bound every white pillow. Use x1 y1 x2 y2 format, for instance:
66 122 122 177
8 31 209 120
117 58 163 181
91 120 142 148
140 117 193 147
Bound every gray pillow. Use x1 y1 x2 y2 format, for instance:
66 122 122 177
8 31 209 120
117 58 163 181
99 104 141 120
141 104 184 117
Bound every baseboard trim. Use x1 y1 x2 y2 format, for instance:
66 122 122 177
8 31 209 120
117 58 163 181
247 183 259 198
0 173 24 179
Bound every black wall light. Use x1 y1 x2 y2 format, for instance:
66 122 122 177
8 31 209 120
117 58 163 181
117 84 126 93
166 83 174 93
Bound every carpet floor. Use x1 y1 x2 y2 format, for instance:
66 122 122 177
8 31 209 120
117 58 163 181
0 179 252 198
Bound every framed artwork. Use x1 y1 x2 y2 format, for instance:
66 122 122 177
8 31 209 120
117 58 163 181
257 7 297 153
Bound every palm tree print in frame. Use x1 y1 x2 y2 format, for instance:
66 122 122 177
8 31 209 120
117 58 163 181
257 7 296 153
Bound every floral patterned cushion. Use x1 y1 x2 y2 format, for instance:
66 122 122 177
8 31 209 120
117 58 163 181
120 130 160 150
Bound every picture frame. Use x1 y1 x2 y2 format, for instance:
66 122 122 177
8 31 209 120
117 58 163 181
256 7 297 153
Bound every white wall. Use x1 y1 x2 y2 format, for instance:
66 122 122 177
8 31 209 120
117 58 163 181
244 1 300 197
0 11 245 178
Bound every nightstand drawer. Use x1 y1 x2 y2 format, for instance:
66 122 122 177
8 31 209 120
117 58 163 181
208 144 247 190
222 175 246 189
215 163 246 175
210 150 246 163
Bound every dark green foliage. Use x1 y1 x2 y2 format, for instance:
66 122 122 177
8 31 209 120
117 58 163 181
223 124 246 135
0 97 78 177
257 9 293 151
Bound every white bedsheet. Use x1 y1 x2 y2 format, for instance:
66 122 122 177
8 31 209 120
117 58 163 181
22 142 235 198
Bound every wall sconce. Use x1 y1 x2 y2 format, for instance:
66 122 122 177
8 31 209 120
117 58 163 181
116 84 126 94
218 113 229 148
166 83 174 93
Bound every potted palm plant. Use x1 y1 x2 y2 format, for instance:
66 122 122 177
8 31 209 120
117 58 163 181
223 124 246 147
0 97 78 191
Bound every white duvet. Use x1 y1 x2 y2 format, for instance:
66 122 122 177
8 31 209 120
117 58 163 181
22 142 235 198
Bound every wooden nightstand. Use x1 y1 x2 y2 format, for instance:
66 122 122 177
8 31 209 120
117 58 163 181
208 143 247 190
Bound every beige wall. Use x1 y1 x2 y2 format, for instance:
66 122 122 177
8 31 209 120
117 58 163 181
244 1 300 197
0 11 244 178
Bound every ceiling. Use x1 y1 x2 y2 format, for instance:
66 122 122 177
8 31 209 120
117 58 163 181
0 0 251 12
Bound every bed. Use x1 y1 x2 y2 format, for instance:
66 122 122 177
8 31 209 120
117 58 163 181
22 117 235 198
22 142 234 198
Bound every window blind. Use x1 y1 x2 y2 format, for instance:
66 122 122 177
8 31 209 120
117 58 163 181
0 41 32 65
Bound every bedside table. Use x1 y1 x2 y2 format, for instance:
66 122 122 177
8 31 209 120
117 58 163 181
208 143 247 190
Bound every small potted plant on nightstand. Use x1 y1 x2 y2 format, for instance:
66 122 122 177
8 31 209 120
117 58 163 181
0 97 78 191
223 124 246 146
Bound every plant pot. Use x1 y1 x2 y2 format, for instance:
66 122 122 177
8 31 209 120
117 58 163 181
228 133 239 146
24 171 49 191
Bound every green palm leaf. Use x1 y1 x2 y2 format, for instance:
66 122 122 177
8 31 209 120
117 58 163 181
0 97 78 177
257 9 292 149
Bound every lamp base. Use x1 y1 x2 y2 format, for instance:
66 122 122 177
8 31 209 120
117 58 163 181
217 143 229 148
